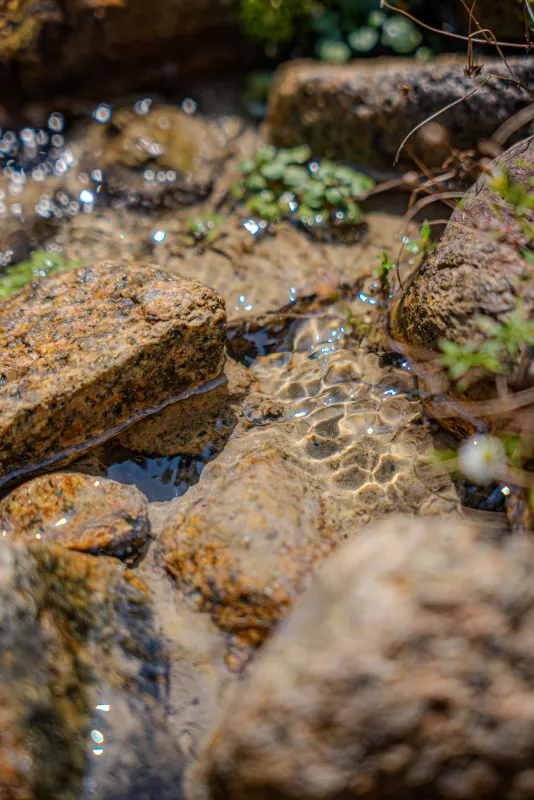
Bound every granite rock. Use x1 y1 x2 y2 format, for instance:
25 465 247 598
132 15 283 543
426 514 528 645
190 516 534 800
395 136 534 384
0 262 226 485
0 471 150 560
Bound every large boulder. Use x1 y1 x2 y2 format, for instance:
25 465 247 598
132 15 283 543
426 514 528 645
190 516 534 800
265 57 534 168
395 136 534 373
0 262 226 486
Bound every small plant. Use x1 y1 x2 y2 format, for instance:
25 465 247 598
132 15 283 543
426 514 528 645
376 250 395 293
438 305 534 390
233 144 374 240
0 250 83 301
238 0 314 42
186 212 224 244
242 71 274 119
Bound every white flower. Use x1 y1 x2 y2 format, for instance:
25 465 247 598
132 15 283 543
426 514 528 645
458 435 507 486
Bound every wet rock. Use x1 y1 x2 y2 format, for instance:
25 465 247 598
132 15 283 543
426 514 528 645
0 0 243 96
0 261 226 485
79 106 228 208
0 472 150 560
265 57 534 168
395 136 534 377
119 357 260 456
160 425 341 660
190 516 534 800
0 540 185 800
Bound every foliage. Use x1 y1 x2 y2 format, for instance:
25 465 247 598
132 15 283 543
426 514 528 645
238 0 430 60
238 0 314 42
376 250 395 293
0 251 83 301
439 306 534 389
187 212 225 243
233 144 374 237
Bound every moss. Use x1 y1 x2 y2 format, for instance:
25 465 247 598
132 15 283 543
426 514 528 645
0 250 83 300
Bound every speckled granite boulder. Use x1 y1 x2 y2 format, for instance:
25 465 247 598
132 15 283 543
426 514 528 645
265 57 534 167
0 472 150 560
0 540 185 800
189 516 534 800
0 262 226 485
395 137 534 377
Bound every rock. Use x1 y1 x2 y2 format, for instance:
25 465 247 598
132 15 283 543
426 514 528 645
265 57 534 168
190 516 534 800
119 357 260 456
0 471 150 560
395 136 534 376
160 426 341 660
0 262 226 485
0 540 185 800
79 106 228 208
0 0 243 97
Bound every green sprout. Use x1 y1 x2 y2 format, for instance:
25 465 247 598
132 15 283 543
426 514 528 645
376 250 395 293
233 144 374 240
187 212 224 244
0 250 83 301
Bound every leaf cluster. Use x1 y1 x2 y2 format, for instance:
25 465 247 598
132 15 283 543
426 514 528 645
234 144 374 237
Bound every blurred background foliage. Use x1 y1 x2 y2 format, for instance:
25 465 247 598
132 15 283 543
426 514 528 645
238 0 444 58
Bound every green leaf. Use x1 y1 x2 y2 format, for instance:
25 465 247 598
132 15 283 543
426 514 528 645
348 27 379 52
260 161 285 181
239 159 256 174
284 165 309 189
255 145 277 164
246 173 268 192
317 39 351 64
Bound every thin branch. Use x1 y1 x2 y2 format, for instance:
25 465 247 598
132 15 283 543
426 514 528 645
491 102 534 146
394 75 512 165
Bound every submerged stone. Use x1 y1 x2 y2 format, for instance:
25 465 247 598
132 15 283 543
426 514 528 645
190 517 534 800
0 472 150 560
160 426 341 661
119 358 258 457
0 262 226 485
80 106 228 207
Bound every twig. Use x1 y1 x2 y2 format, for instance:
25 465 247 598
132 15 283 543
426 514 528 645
491 102 534 146
394 75 513 165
